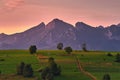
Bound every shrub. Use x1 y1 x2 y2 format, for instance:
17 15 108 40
48 57 54 63
64 46 73 54
107 53 113 57
41 57 61 80
41 67 51 80
0 59 5 61
46 73 54 80
57 43 63 50
103 74 111 80
82 43 87 52
48 57 61 76
16 62 25 75
29 45 37 54
23 64 33 77
115 53 120 62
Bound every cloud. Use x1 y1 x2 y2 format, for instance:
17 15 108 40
3 0 25 11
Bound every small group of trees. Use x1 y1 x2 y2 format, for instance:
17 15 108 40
106 52 120 63
29 42 87 55
41 57 61 80
57 43 73 54
57 42 88 54
16 62 33 77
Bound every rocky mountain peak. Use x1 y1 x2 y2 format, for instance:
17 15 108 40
0 19 120 51
75 22 93 30
45 18 74 30
23 22 45 33
37 22 45 27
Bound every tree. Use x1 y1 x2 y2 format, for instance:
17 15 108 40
17 62 25 75
23 64 33 77
82 43 87 51
115 53 120 62
41 57 61 80
41 67 50 80
107 53 113 57
29 45 37 54
48 57 61 76
57 43 63 50
103 74 111 80
64 46 73 54
46 73 54 80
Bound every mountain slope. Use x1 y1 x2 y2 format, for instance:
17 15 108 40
0 19 120 51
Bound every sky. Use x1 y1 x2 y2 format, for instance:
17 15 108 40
0 0 120 34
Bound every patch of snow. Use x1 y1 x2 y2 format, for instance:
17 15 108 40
106 30 112 39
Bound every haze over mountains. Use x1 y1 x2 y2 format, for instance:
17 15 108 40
0 19 120 51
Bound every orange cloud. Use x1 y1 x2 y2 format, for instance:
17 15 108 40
3 0 25 11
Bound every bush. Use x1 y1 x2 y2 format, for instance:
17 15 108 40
29 45 37 54
115 53 120 62
23 64 33 77
17 62 25 75
64 46 73 54
107 53 113 57
41 57 61 80
41 67 50 80
0 59 5 61
103 74 111 80
48 57 61 76
57 43 63 50
46 73 54 80
82 43 87 52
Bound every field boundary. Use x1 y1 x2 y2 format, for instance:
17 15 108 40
74 56 97 80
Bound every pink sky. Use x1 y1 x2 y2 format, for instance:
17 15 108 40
0 0 120 34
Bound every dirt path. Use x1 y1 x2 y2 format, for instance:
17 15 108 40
74 56 97 80
36 54 48 60
35 53 97 80
35 54 48 67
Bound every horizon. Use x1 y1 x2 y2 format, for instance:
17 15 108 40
0 0 120 34
0 18 120 35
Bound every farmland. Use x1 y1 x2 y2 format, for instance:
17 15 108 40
0 50 120 80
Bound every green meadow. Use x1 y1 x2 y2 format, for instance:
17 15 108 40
0 50 120 80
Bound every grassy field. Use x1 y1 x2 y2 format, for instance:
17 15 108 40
37 50 120 80
75 51 120 80
0 50 120 80
0 50 40 74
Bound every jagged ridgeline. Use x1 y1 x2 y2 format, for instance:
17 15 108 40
0 19 120 51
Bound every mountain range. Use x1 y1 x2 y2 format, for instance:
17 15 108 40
0 18 120 51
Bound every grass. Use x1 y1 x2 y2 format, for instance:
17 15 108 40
0 50 40 74
0 50 120 80
75 51 120 80
37 50 90 80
